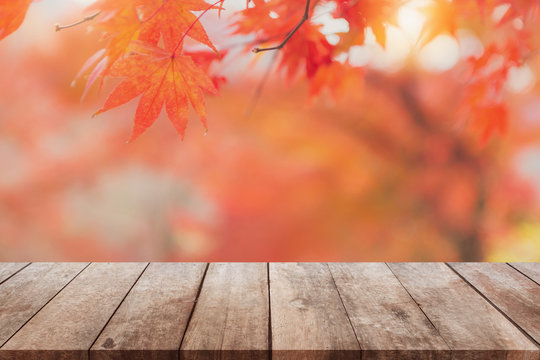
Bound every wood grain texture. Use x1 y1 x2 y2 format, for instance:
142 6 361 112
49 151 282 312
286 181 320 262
270 262 360 360
328 263 450 360
510 263 540 285
91 262 207 360
0 262 147 360
180 263 269 360
0 263 88 347
0 262 538 360
0 263 29 285
388 262 539 360
449 262 540 345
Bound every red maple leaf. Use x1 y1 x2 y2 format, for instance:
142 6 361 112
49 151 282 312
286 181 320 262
94 44 217 142
87 0 224 141
139 0 219 52
335 0 402 48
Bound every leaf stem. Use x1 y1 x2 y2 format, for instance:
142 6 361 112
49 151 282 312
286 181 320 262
55 11 101 32
252 0 311 53
171 0 224 57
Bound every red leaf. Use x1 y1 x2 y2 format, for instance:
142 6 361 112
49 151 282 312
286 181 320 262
94 45 217 141
139 0 218 53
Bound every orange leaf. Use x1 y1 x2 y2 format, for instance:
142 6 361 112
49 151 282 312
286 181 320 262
94 45 217 141
78 0 143 87
419 0 458 46
0 0 33 40
139 0 218 53
335 0 402 48
473 103 509 144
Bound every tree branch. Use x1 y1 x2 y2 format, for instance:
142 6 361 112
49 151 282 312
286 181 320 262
55 11 101 32
252 0 311 53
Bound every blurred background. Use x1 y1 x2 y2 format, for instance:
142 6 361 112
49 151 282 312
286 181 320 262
0 0 539 262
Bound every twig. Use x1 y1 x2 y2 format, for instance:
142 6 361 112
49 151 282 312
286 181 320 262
55 11 101 32
253 0 311 53
244 51 278 118
172 0 223 56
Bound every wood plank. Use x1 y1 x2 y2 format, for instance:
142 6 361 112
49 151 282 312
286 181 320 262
91 262 207 360
269 262 360 360
388 263 539 360
0 262 147 360
449 262 540 345
180 263 269 360
0 263 88 347
0 263 29 285
328 263 450 360
510 263 540 285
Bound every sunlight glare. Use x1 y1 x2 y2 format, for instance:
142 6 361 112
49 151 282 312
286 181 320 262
418 34 460 72
457 30 484 59
312 1 350 45
507 65 536 93
398 0 427 43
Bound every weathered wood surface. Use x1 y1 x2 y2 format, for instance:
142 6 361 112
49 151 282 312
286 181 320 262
181 263 269 360
270 262 361 360
510 263 540 284
388 262 539 360
0 263 88 347
328 263 450 359
0 263 29 285
0 262 538 360
0 262 147 360
91 262 206 360
449 262 540 345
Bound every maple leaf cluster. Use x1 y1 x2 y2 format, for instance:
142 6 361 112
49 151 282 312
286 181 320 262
233 0 539 140
1 0 539 142
2 3 540 261
80 0 226 141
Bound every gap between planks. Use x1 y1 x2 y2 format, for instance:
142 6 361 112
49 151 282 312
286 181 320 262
0 262 91 348
1 262 538 360
177 262 210 354
385 262 453 351
0 263 31 286
446 262 540 349
327 263 363 352
87 262 151 356
508 263 540 286
267 263 272 360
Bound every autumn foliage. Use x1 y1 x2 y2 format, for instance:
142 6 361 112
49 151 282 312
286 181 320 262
0 0 539 261
2 0 538 141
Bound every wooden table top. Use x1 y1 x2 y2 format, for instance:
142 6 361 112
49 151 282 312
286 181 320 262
0 262 538 360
